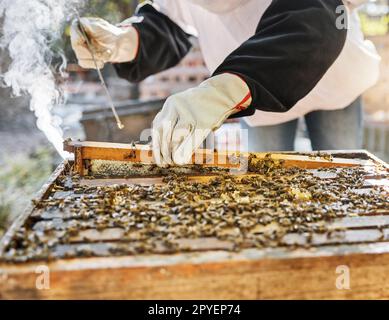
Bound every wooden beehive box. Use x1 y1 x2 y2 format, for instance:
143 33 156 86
0 143 388 299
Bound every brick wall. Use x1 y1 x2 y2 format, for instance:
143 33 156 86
139 40 210 99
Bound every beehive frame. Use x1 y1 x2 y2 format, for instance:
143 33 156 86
0 144 388 299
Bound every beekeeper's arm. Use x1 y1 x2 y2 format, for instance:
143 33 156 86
71 1 193 80
153 0 348 166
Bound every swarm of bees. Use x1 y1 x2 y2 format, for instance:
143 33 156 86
2 154 388 262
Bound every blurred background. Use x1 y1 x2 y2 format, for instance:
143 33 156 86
0 0 388 236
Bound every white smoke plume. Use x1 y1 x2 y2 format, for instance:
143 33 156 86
0 0 84 158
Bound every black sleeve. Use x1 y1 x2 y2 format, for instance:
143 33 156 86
114 3 193 83
213 0 347 118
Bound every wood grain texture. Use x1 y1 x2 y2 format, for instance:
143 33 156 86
64 140 365 176
2 246 389 299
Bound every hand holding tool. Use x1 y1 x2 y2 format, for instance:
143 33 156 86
72 16 129 129
152 73 252 166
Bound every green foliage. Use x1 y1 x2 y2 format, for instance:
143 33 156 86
84 0 138 23
0 148 56 235
0 200 11 236
360 13 389 36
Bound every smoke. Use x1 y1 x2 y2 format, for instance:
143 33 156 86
0 0 84 158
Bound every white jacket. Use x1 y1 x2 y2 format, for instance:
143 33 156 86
154 0 381 126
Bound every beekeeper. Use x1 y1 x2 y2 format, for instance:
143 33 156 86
71 0 380 166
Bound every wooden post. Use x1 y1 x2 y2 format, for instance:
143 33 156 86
74 143 84 176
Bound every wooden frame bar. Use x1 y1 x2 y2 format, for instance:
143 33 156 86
64 140 367 176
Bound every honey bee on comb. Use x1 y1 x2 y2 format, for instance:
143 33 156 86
2 153 388 262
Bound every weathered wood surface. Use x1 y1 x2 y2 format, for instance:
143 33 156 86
0 150 388 299
2 246 389 299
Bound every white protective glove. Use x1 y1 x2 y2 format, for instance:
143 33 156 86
152 73 252 166
70 17 139 69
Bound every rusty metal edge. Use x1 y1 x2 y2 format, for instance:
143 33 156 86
0 161 68 258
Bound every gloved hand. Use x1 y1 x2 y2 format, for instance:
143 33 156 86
70 17 139 69
152 73 252 166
